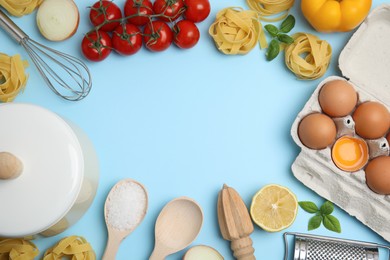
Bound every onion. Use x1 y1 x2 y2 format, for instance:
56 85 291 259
37 0 79 41
183 246 224 260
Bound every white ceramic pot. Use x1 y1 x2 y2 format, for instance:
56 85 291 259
0 103 99 237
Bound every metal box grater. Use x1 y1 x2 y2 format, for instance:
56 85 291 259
284 232 390 260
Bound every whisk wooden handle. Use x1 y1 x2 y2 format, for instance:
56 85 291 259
0 9 28 43
231 237 255 260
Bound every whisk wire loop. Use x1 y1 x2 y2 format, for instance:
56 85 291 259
22 38 92 101
0 9 92 101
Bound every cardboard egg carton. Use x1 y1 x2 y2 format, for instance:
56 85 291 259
291 4 390 242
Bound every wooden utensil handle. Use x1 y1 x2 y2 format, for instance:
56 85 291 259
149 248 167 260
231 236 255 260
102 234 122 260
149 244 170 260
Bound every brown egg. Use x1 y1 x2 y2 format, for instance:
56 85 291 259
365 156 390 195
353 101 390 139
319 80 358 117
298 113 337 149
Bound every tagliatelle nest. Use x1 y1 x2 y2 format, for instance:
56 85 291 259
209 7 267 55
43 236 96 260
0 238 39 260
246 0 295 21
285 33 332 80
0 53 29 102
0 0 43 17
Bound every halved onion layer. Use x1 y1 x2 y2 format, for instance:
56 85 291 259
37 0 79 41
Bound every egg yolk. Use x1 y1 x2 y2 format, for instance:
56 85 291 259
332 136 369 172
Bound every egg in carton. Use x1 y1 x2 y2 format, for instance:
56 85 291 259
291 4 390 242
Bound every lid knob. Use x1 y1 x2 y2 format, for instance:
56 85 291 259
0 152 23 180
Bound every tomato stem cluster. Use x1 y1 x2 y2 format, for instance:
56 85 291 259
88 0 183 37
81 0 210 61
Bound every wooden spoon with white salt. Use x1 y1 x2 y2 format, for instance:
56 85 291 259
102 179 148 260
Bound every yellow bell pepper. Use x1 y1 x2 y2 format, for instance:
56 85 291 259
301 0 372 32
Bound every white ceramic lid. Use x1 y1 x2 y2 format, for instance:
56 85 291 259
339 4 390 105
0 103 84 237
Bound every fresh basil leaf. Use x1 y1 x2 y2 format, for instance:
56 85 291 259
299 201 319 213
264 24 279 37
280 15 295 33
308 215 322 231
320 201 334 215
323 215 341 233
277 34 294 44
266 39 280 61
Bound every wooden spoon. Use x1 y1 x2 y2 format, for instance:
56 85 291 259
102 179 148 260
150 197 203 260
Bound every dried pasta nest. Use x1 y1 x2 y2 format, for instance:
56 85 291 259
285 33 332 80
43 236 96 260
0 238 39 260
0 53 29 102
209 7 267 55
246 0 295 21
0 0 42 17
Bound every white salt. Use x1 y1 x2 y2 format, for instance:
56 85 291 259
106 181 147 231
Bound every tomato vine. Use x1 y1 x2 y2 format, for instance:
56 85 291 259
81 0 210 61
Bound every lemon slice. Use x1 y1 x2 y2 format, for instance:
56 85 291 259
250 184 298 232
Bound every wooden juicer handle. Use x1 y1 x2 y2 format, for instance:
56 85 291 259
231 236 255 260
217 184 256 260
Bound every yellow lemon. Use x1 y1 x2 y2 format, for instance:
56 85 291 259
250 184 298 232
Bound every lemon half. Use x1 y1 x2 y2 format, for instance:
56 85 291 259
250 184 298 232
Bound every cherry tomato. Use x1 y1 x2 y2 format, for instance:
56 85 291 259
112 24 142 55
124 0 153 26
81 31 112 62
184 0 210 23
89 1 122 32
173 20 199 49
153 0 184 22
143 21 173 52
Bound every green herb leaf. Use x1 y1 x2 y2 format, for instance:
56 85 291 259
308 215 322 231
264 24 279 37
299 201 319 213
280 15 295 33
266 39 280 61
277 34 294 44
320 201 334 215
323 215 342 233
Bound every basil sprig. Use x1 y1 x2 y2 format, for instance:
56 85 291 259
299 200 342 233
264 15 295 61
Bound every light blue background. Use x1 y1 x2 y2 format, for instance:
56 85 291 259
1 0 390 259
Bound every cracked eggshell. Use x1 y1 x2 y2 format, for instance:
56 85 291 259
291 4 390 243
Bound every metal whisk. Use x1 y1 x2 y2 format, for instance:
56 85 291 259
0 9 91 101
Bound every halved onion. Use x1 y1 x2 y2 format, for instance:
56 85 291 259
37 0 79 41
183 245 224 260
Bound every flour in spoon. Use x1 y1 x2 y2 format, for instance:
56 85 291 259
106 181 147 231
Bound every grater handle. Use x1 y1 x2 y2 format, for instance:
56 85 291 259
284 232 292 260
231 236 256 260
